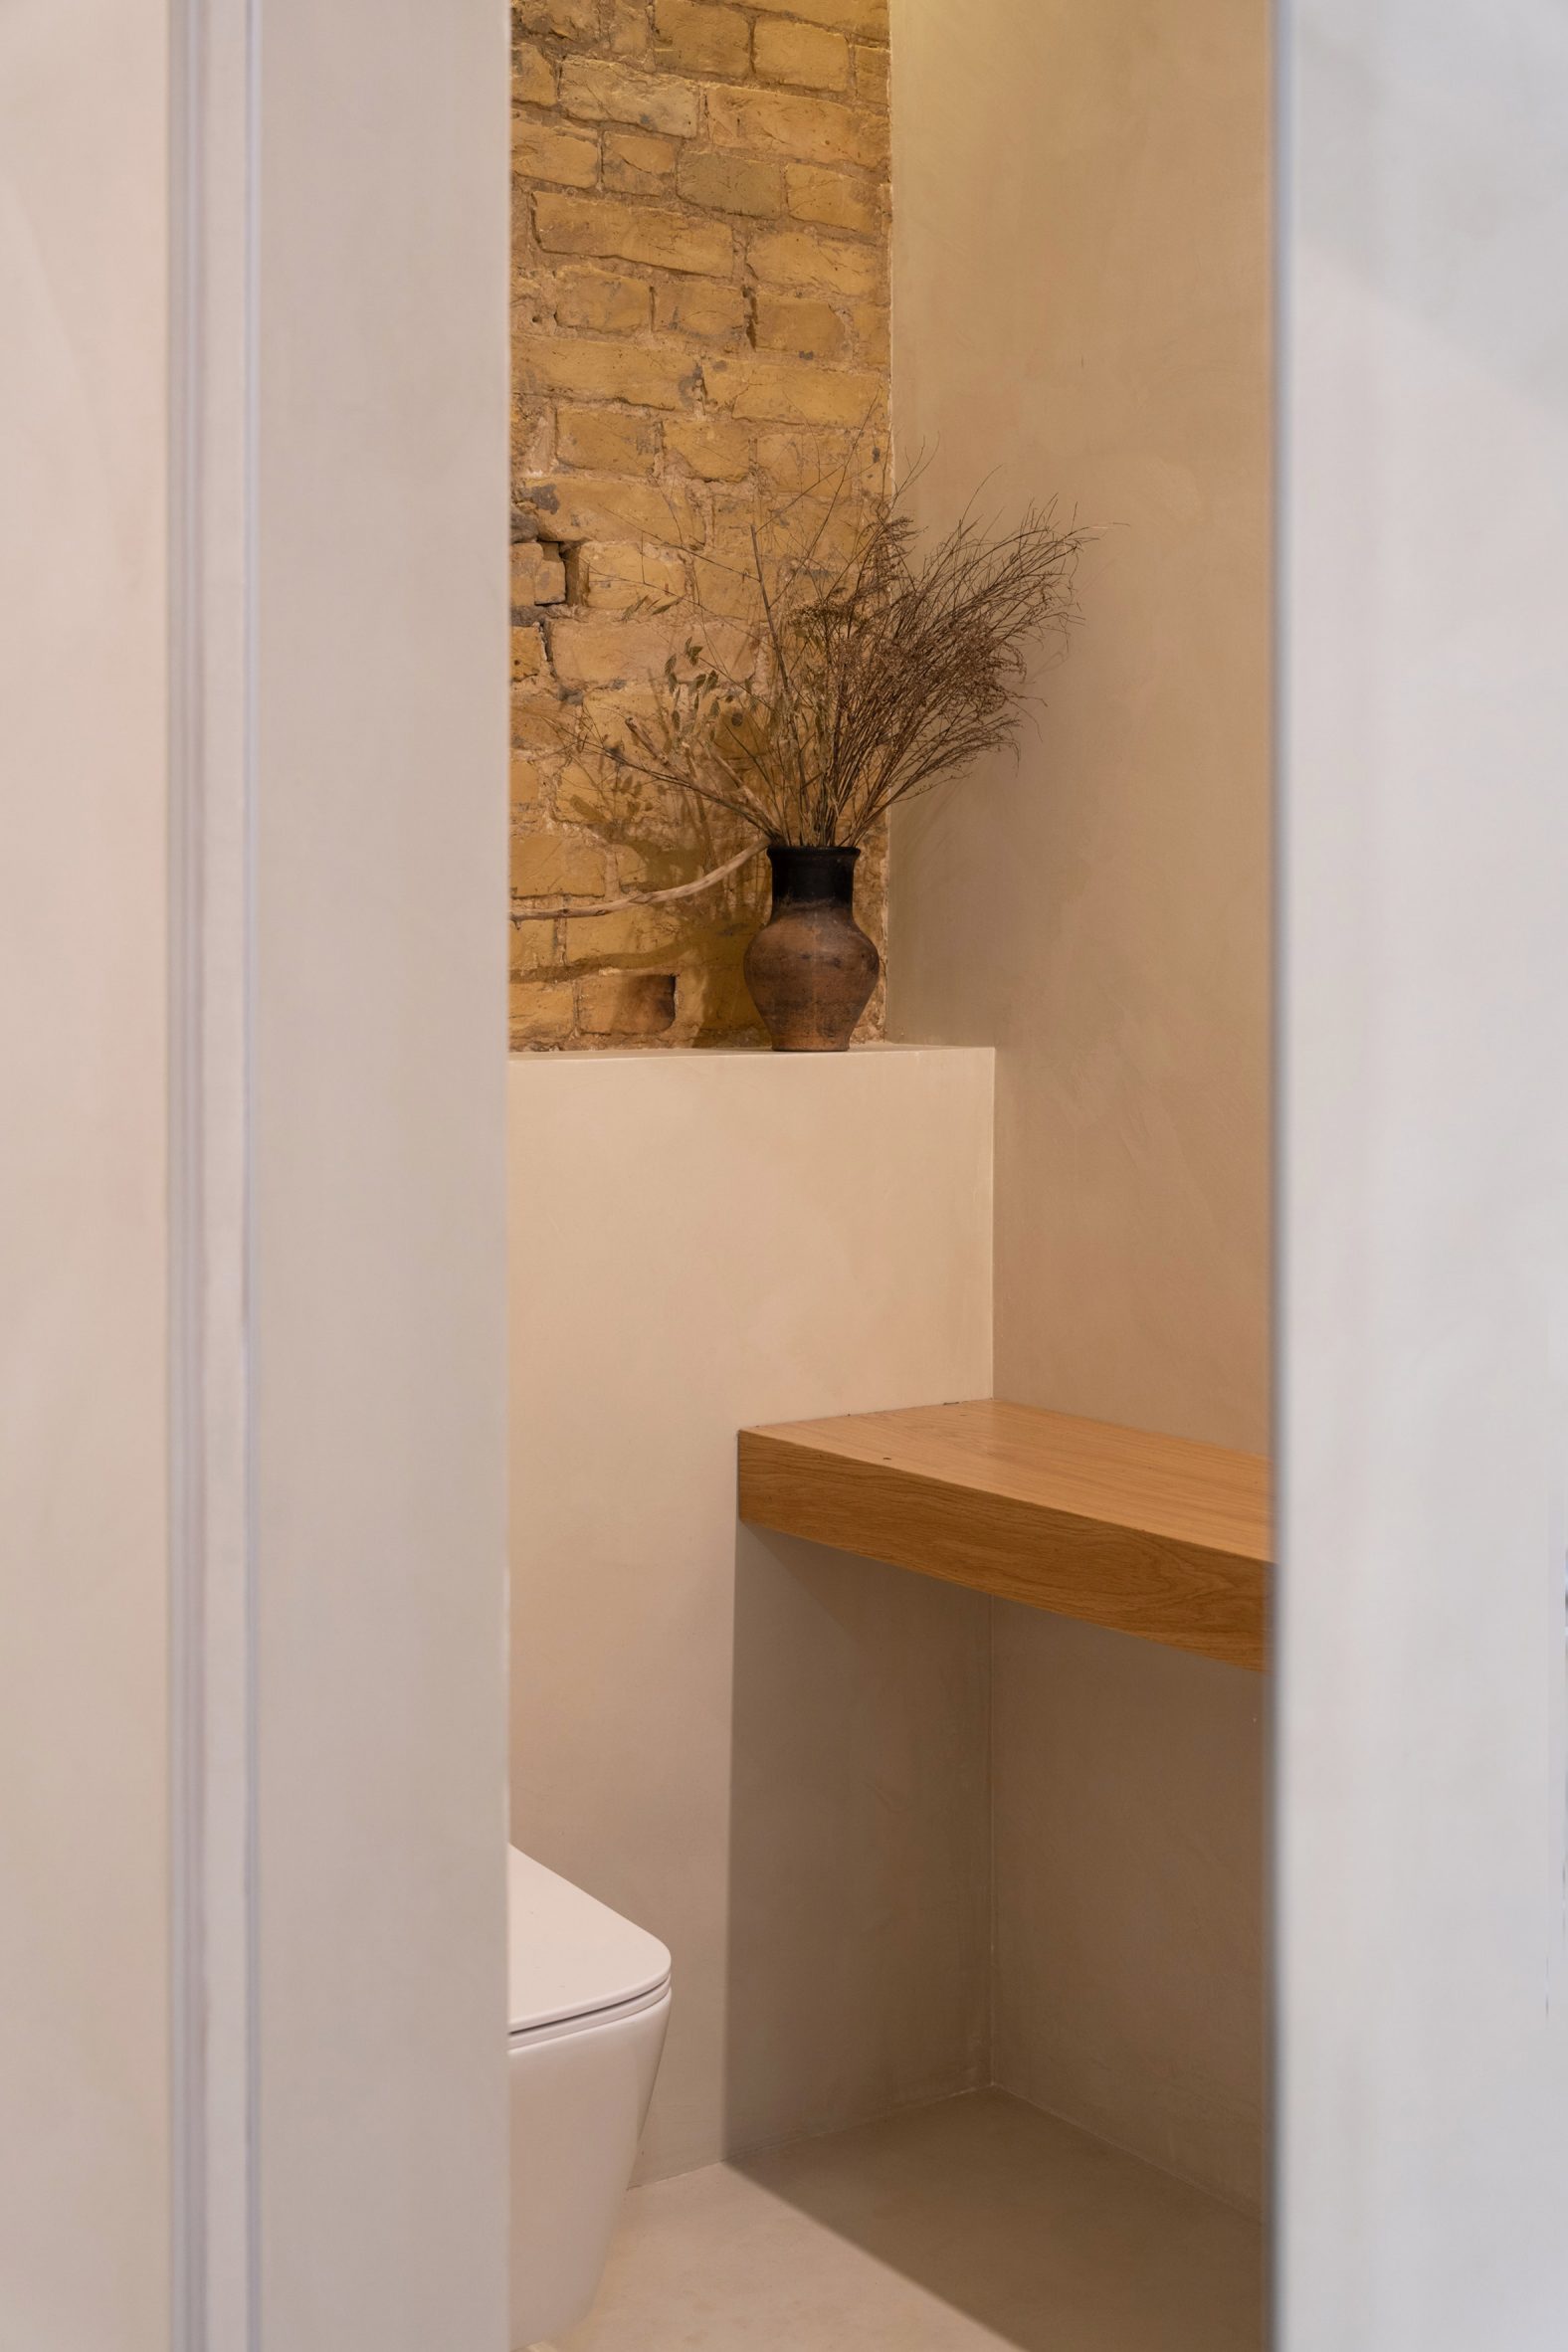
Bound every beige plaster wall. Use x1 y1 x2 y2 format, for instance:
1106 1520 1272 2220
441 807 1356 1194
0 4 172 2341
508 1047 994 2180
890 0 1273 2209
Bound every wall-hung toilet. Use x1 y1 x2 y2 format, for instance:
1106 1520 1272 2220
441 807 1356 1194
508 1847 672 2348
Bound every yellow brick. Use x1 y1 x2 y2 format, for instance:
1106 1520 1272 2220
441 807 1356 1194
511 686 570 751
746 0 885 32
753 19 851 91
511 541 569 606
552 267 652 334
512 262 549 328
756 427 840 492
512 118 600 190
565 904 676 961
607 1 653 57
613 843 691 889
559 57 699 137
514 399 557 479
556 406 662 475
551 758 612 826
703 352 882 428
602 127 678 195
689 544 761 623
706 86 885 168
785 162 882 236
510 979 577 1045
513 43 556 107
513 832 609 897
747 222 882 297
547 336 692 415
794 497 870 569
849 298 889 366
575 686 665 756
508 915 559 978
511 623 548 682
676 148 784 219
855 43 889 106
547 614 678 689
516 0 600 32
664 412 752 481
751 292 847 360
707 482 774 531
535 190 732 278
751 461 867 542
578 970 678 1037
520 469 701 545
583 540 687 609
653 0 750 76
509 751 549 809
654 278 748 340
518 333 700 411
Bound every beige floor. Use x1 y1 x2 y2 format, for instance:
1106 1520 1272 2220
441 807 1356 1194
546 2090 1265 2352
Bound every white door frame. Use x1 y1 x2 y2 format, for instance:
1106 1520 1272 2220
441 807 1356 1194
165 2 512 2345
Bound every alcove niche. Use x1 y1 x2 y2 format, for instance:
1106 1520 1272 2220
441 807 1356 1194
508 2 1271 2345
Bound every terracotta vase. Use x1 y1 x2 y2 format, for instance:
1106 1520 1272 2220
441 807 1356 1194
744 844 880 1053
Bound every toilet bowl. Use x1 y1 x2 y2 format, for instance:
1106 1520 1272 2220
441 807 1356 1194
508 1847 671 2348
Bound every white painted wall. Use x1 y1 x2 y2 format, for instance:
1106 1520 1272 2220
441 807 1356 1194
0 5 172 2343
508 1048 994 2181
253 1 511 2344
1277 3 1568 2343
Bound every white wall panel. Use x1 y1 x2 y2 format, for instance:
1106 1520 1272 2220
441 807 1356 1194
1277 5 1568 2343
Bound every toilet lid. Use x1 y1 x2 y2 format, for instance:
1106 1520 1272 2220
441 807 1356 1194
507 1848 671 2036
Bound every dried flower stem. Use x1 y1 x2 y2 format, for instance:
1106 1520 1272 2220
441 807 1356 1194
567 462 1088 851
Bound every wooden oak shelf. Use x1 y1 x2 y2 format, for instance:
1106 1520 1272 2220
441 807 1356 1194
738 1400 1272 1672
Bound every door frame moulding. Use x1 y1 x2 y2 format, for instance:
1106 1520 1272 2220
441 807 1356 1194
168 0 260 2343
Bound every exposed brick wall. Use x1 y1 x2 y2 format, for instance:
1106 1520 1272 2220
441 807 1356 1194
510 0 891 1050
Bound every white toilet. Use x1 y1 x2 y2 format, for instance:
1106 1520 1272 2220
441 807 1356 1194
508 1848 672 2348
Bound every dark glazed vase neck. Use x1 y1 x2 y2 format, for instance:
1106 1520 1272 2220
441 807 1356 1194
767 843 859 908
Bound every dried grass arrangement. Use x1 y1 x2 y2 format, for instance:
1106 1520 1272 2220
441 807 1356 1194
576 467 1088 854
544 457 1087 1049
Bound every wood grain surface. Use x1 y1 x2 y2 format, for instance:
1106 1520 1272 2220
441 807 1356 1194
738 1400 1271 1671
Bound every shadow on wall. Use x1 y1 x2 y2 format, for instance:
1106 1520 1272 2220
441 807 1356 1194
719 1536 1268 2352
722 1526 990 2159
988 1609 1269 2217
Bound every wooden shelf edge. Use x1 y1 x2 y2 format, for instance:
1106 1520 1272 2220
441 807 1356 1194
738 1401 1271 1673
